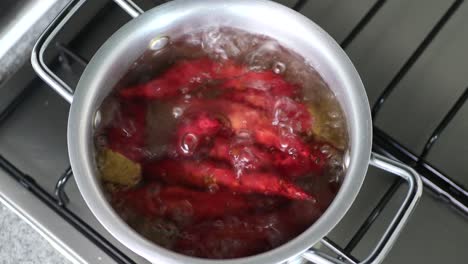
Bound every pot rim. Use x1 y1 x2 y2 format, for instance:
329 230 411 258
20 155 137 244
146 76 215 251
68 0 372 263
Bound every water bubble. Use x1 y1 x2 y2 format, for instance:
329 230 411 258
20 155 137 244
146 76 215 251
279 141 289 151
272 61 286 74
277 126 294 151
329 154 342 167
245 40 281 71
130 61 139 70
149 36 170 51
172 107 183 118
208 30 221 41
202 28 235 60
279 124 294 135
320 145 331 155
248 64 264 72
272 97 303 131
328 111 340 119
208 183 220 193
330 121 341 128
272 108 286 126
180 87 190 94
237 130 252 140
287 148 298 157
180 133 198 154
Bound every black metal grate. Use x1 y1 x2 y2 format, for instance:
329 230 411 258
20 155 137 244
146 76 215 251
0 0 466 263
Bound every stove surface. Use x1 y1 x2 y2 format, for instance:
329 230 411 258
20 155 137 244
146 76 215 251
0 0 467 263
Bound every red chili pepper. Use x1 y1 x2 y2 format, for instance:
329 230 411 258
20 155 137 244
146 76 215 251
185 99 309 153
174 200 321 258
107 101 147 162
219 100 312 159
120 57 245 99
224 90 312 133
119 57 300 102
182 99 320 177
173 111 225 157
144 159 313 200
208 136 276 173
208 136 328 178
114 183 265 224
270 141 331 178
220 71 298 97
223 88 275 112
174 218 271 258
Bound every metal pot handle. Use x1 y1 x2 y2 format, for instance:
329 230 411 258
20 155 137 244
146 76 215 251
31 0 143 104
299 152 423 264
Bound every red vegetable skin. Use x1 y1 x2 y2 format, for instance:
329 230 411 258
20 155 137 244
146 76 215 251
225 90 312 133
208 137 276 173
223 89 276 112
186 99 309 154
175 219 271 258
208 136 324 177
220 71 298 97
115 183 260 224
107 102 147 162
174 200 321 258
184 99 321 178
226 103 317 176
120 57 245 99
174 112 224 156
271 141 332 178
144 159 313 200
220 101 311 159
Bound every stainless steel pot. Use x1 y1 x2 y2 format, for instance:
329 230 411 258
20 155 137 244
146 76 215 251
31 0 423 263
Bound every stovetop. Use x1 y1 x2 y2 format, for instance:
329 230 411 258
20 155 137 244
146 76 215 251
0 0 467 263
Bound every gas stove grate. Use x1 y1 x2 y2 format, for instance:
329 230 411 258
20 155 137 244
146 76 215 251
1 0 464 263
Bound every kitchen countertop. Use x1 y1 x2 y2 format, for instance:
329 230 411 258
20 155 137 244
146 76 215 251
0 203 70 264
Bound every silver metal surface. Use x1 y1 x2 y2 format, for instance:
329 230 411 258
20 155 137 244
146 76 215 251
0 0 68 86
303 153 423 264
113 0 144 18
66 0 373 263
31 0 85 103
31 0 144 104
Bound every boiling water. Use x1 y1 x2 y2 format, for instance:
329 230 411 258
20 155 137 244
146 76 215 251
94 27 349 259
